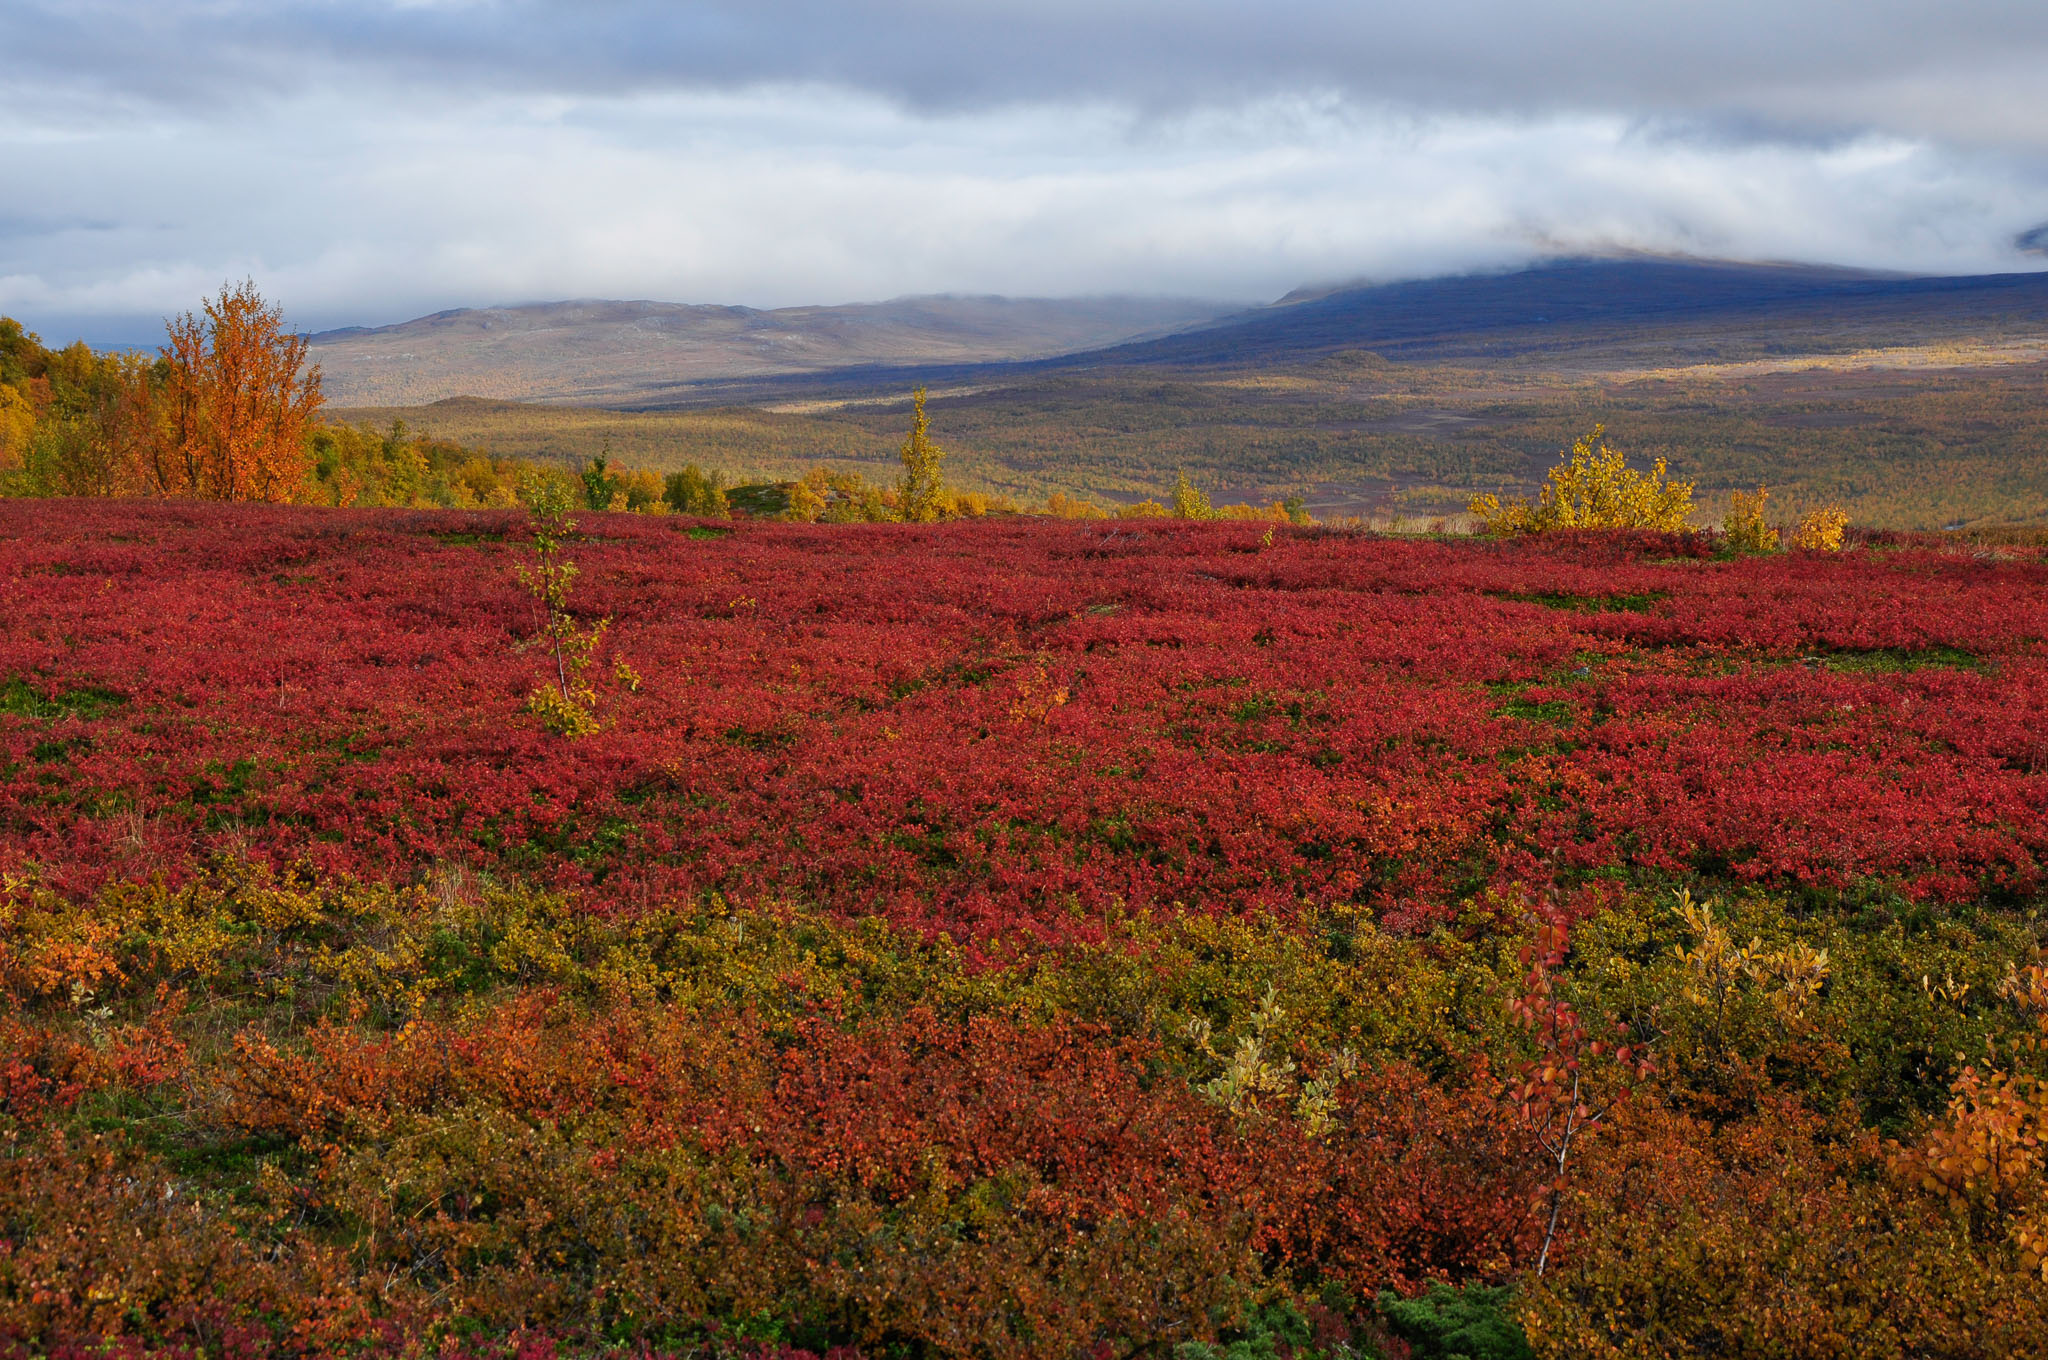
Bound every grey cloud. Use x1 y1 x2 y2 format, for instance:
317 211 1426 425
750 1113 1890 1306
4 3 2046 338
6 86 2042 338
0 214 121 239
10 1 2048 149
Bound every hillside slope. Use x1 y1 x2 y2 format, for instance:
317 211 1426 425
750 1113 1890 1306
551 257 2048 409
1056 257 2048 371
308 294 1234 405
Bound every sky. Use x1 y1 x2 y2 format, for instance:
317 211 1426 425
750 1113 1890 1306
4 0 2048 345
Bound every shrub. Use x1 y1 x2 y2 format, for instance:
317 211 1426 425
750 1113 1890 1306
618 466 667 512
1722 486 1780 552
784 477 828 522
1173 1301 1327 1360
0 382 32 474
898 387 948 522
1520 1099 2048 1360
516 475 632 736
1378 1283 1533 1360
1470 427 1695 534
1043 490 1106 519
664 462 731 517
1172 469 1215 520
1792 504 1849 551
1216 500 1297 523
579 452 621 510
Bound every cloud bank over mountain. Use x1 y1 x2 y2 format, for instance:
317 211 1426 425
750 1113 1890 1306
4 1 2046 344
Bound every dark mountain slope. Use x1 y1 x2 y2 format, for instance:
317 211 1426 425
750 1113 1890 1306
600 257 2048 408
1072 258 2048 369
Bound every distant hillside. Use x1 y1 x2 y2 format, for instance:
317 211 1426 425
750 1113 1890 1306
1074 257 2048 371
308 295 1235 405
552 257 2048 409
320 258 2048 532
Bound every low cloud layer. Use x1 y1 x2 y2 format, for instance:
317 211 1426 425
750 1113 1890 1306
4 1 2046 344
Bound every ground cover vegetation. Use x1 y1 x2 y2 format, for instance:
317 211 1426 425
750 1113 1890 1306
5 490 2048 1357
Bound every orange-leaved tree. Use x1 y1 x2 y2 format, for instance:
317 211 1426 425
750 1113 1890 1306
151 281 322 502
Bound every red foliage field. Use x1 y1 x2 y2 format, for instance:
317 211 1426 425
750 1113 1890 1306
5 501 2044 931
10 500 2048 1358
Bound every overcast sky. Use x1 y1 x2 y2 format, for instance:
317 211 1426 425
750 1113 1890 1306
5 0 2048 344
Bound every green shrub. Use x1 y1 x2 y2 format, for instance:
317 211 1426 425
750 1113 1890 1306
1378 1283 1533 1360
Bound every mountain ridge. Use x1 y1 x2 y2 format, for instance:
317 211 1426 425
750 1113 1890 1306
1062 257 2048 370
307 293 1238 405
316 257 2048 411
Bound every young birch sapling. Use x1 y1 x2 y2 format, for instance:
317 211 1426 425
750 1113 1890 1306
516 475 639 737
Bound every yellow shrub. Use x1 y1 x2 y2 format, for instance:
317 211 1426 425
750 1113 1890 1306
1469 425 1695 534
1791 504 1849 551
1044 491 1107 520
1215 501 1292 523
525 682 602 737
783 479 827 523
0 384 33 474
617 468 667 513
1170 470 1213 521
1723 486 1780 552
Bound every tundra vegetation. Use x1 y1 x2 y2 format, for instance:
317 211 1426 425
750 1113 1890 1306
3 289 2048 1359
